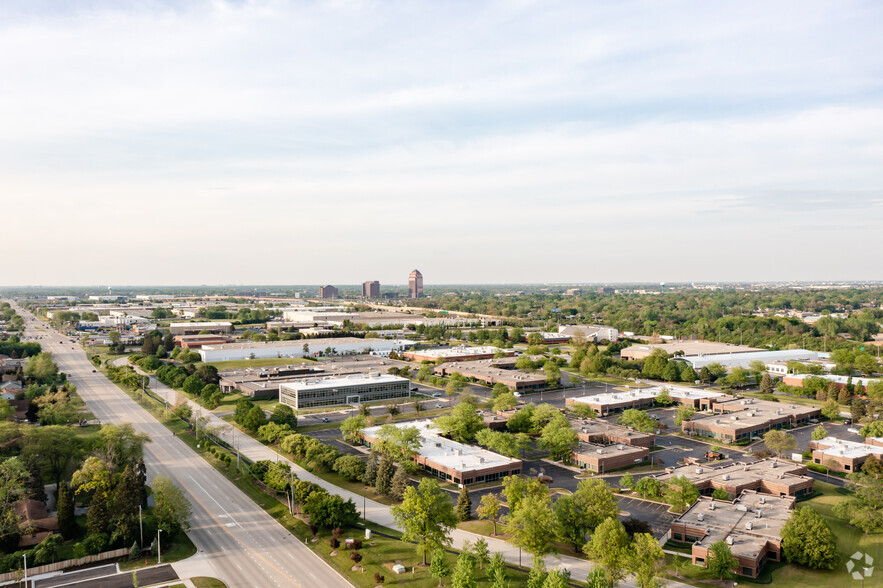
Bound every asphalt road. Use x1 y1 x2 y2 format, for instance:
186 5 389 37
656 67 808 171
16 308 350 588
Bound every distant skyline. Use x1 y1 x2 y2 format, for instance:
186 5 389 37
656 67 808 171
2 1 882 286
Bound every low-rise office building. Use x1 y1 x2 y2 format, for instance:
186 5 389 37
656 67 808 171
169 321 234 335
808 437 883 473
403 345 514 363
433 359 549 392
569 418 655 448
360 420 522 485
556 324 619 342
621 341 760 361
669 490 794 578
683 398 820 443
279 373 410 410
565 385 726 416
219 365 328 396
572 441 650 473
174 334 235 349
679 349 818 371
197 337 414 362
782 373 879 390
654 459 814 499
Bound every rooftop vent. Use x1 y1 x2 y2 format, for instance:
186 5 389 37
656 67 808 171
697 513 705 521
723 474 730 481
745 521 753 530
726 535 733 545
617 445 625 451
759 496 765 504
696 468 704 475
710 502 716 510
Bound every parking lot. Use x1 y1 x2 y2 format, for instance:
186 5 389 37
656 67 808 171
616 495 678 538
750 420 865 455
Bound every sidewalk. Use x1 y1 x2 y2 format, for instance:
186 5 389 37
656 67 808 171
138 366 692 587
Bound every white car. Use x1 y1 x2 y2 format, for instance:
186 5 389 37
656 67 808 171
513 392 521 397
847 428 860 434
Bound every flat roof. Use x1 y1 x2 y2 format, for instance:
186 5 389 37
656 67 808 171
279 373 409 391
201 337 410 350
655 459 810 488
434 360 546 385
405 345 506 359
570 385 726 407
674 491 794 557
362 419 520 473
573 441 647 458
785 373 880 387
622 341 760 357
169 321 233 327
683 349 818 369
691 398 818 429
811 437 883 460
568 418 654 442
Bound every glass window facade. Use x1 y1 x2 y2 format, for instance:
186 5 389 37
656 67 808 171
280 378 410 410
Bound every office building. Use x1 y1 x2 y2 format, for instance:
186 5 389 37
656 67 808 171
168 321 233 335
572 442 650 473
360 419 522 486
669 491 795 578
362 281 380 298
569 418 655 448
565 385 726 416
556 324 619 343
408 269 423 299
654 459 814 499
279 374 410 410
683 398 820 443
808 437 883 473
319 285 339 299
433 359 549 392
197 337 414 362
403 345 514 363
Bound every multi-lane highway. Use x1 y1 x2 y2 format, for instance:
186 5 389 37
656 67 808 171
15 307 350 588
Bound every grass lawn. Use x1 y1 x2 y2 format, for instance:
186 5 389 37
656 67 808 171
199 357 311 370
118 529 197 571
191 578 228 588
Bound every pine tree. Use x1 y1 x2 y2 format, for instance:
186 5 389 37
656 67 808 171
488 552 508 588
375 454 394 495
24 454 47 502
390 466 408 501
87 490 110 536
136 458 148 508
112 466 142 545
456 485 472 521
362 452 378 486
57 480 76 539
760 373 774 394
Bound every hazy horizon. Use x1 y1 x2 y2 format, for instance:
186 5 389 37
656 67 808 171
2 1 882 286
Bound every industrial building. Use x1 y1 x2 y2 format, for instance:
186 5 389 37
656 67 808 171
556 324 619 343
678 349 819 371
565 385 727 416
218 365 328 397
362 281 380 298
360 420 522 485
279 373 410 410
403 345 514 363
654 459 814 499
683 398 820 443
432 359 549 392
197 337 414 362
781 373 879 390
669 490 795 578
173 334 235 349
621 341 759 361
408 269 423 299
808 437 883 473
169 321 234 335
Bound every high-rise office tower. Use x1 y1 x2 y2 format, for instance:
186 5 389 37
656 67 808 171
408 270 423 299
362 280 380 298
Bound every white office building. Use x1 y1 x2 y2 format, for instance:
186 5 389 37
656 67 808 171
279 374 410 410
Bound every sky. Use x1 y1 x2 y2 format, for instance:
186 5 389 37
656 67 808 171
1 0 882 287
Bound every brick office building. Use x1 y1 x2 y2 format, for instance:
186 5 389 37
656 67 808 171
572 442 650 473
808 437 883 473
569 418 655 448
669 490 795 578
654 459 814 499
683 398 820 443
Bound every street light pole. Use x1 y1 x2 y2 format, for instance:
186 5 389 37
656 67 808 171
157 529 163 564
23 553 27 588
139 505 143 547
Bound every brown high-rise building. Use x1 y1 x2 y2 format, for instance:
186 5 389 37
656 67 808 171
362 280 380 298
408 269 423 299
319 285 338 299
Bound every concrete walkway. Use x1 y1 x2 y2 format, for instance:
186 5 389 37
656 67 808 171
137 365 692 587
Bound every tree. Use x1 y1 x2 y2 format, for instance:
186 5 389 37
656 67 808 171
340 415 368 444
430 548 450 587
506 493 555 560
629 532 665 588
619 473 634 489
851 398 866 422
760 373 775 394
471 537 490 570
526 560 547 588
477 493 502 535
491 383 511 398
707 540 738 579
375 424 422 463
24 352 58 385
763 430 797 457
0 457 27 552
617 409 657 433
570 403 597 419
333 455 366 482
543 360 560 388
71 457 112 535
538 415 579 460
182 374 203 397
243 405 268 431
674 405 695 426
23 453 47 502
363 452 378 486
634 476 664 500
391 478 458 565
781 507 839 569
859 420 883 438
493 392 518 412
152 474 193 535
584 568 607 588
833 470 883 533
456 485 472 521
711 488 731 500
821 398 841 420
375 454 394 495
488 552 508 588
502 475 547 514
664 476 700 512
390 466 409 501
811 425 828 441
435 399 486 443
654 387 673 406
112 465 142 545
451 550 476 588
302 493 359 529
584 517 630 587
555 478 618 551
541 570 568 588
57 480 76 539
475 429 519 458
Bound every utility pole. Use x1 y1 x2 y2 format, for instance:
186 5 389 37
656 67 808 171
139 505 143 547
157 529 163 564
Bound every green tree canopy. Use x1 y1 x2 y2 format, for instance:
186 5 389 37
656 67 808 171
391 478 458 565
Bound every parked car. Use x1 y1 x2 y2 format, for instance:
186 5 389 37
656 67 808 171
410 386 419 392
321 417 330 423
435 404 443 409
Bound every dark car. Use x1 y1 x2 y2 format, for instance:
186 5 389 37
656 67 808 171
321 417 330 423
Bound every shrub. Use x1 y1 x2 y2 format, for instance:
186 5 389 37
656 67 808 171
309 524 318 536
374 572 385 584
83 533 109 555
332 527 343 539
329 538 340 549
350 551 362 563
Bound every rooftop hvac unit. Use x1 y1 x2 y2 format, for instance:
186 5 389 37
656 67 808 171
710 502 716 510
745 521 753 530
756 510 763 518
736 505 748 512
435 442 442 448
723 474 730 481
696 468 704 475
697 513 705 521
479 457 485 463
617 445 624 451
759 496 765 504
731 416 739 421
597 449 604 454
770 461 777 468
726 536 734 545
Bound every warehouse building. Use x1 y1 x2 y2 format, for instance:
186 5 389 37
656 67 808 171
669 490 795 578
173 334 235 349
360 420 522 486
654 459 814 499
169 321 233 335
678 349 818 371
556 324 619 342
620 341 759 361
808 437 883 473
683 398 820 443
279 373 410 410
781 373 879 390
403 345 514 363
197 337 414 362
